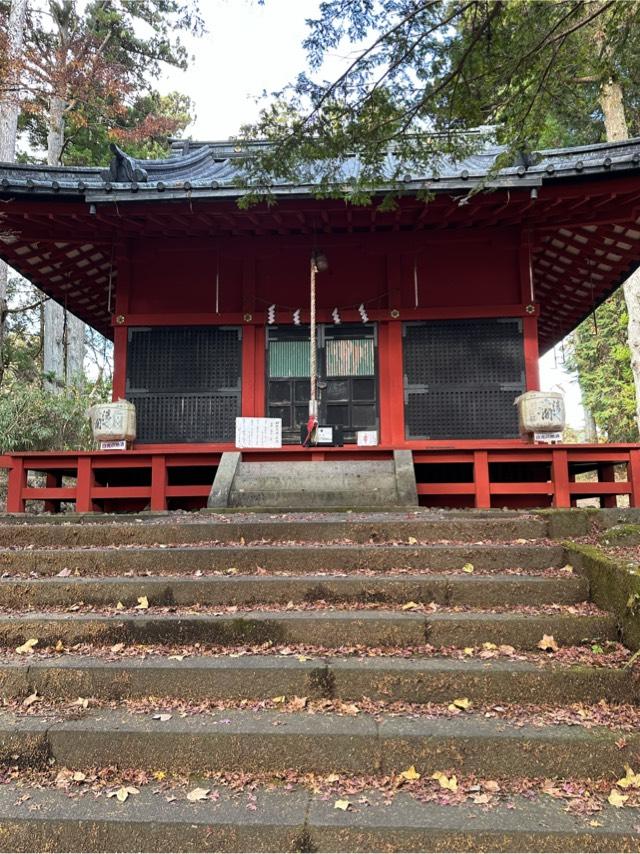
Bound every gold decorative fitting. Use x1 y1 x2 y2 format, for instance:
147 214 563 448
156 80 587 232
243 313 253 322
525 304 536 315
115 315 125 325
390 309 400 319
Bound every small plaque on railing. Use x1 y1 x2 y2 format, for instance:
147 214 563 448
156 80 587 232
100 440 127 451
235 417 282 448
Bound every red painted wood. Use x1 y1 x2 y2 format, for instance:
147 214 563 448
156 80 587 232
490 483 553 495
629 450 640 507
112 326 127 400
241 326 256 416
598 463 619 508
523 315 540 391
150 455 167 511
43 472 62 513
76 457 95 512
6 457 26 513
254 325 266 417
569 481 631 495
417 483 476 495
551 449 570 508
23 487 77 500
474 451 491 509
387 321 405 444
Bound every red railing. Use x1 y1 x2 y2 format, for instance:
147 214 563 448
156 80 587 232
1 443 639 512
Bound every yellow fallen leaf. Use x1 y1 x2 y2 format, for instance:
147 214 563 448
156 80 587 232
431 772 458 791
449 697 472 711
110 642 125 653
560 564 574 573
482 642 497 650
608 788 628 808
153 771 167 781
399 765 421 781
334 799 351 811
616 767 640 789
186 787 210 802
325 773 340 783
22 691 38 708
537 634 559 653
226 567 238 575
462 563 474 573
272 695 286 704
407 537 418 545
73 697 89 709
463 647 475 655
135 596 149 610
116 601 125 611
72 772 86 782
589 820 603 827
401 601 420 611
297 655 311 662
16 638 38 655
55 640 65 652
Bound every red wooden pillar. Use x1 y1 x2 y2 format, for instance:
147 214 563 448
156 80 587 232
76 457 96 512
6 457 26 513
629 450 640 508
43 472 61 514
384 320 405 445
241 326 256 416
151 455 167 511
253 325 266 416
523 315 540 391
112 242 132 402
551 449 570 508
598 463 618 509
474 450 491 509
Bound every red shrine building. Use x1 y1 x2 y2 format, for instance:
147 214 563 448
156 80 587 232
1 136 640 512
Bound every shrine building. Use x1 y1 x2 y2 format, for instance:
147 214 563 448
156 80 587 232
1 136 640 511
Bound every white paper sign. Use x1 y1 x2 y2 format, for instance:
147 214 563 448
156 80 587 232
235 417 282 448
100 440 127 451
357 430 378 446
316 426 334 444
533 432 563 444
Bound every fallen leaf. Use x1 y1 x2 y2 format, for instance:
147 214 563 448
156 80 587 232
407 536 418 545
608 789 628 808
472 793 490 804
226 567 238 575
463 647 475 655
55 640 65 652
57 568 72 577
168 654 185 661
108 786 139 803
617 767 640 789
153 713 172 722
110 642 125 653
431 772 458 791
135 596 149 610
589 820 603 827
482 642 497 650
289 696 308 711
537 634 559 653
399 765 421 781
116 601 125 611
72 697 89 709
334 799 351 811
401 601 420 611
325 773 340 783
22 691 39 708
560 564 574 573
153 771 167 781
72 772 87 782
16 638 38 655
186 787 210 802
462 563 474 573
449 697 472 711
272 696 286 704
483 780 500 793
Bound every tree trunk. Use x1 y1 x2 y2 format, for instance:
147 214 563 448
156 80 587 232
583 407 598 443
598 78 640 435
43 93 86 388
0 0 28 386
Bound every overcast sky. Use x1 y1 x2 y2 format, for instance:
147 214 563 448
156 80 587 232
156 0 584 426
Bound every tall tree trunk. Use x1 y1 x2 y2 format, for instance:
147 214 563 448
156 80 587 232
597 78 640 436
43 93 85 388
0 0 28 386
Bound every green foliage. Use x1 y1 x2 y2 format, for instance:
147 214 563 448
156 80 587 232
0 377 110 453
565 291 638 441
239 1 640 200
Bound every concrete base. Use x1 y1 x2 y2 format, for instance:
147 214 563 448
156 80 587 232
208 450 418 509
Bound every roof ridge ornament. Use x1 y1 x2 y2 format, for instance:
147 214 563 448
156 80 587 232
100 144 149 184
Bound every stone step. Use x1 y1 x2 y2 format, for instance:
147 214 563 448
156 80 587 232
0 543 566 575
1 708 637 778
0 513 548 546
0 574 588 609
0 784 638 853
1 654 634 705
0 610 616 649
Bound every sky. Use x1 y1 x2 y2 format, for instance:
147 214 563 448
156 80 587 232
156 0 585 426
